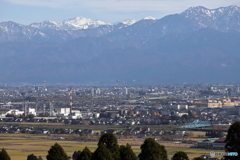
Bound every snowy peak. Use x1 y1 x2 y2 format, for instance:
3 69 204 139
115 19 137 25
181 5 240 19
143 16 156 20
0 21 25 29
182 6 211 17
228 5 240 10
0 21 28 33
30 21 59 30
62 17 110 29
30 17 111 30
180 5 240 31
222 5 240 16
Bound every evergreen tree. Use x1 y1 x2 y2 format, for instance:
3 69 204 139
210 129 214 137
73 151 81 160
225 121 240 160
77 147 92 160
138 138 168 160
205 131 208 137
0 148 11 160
217 129 223 137
27 154 38 160
97 132 120 160
214 130 218 137
46 143 68 160
91 144 114 160
119 143 137 160
172 151 189 160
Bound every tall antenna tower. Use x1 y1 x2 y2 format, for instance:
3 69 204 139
69 87 73 115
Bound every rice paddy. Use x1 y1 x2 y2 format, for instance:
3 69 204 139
0 133 224 160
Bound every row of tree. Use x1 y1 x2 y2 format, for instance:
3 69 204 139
44 133 206 160
205 129 224 138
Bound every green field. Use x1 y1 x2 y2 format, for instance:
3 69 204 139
0 133 224 160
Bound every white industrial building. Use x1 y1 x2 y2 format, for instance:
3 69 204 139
28 108 37 116
56 108 71 116
168 104 189 110
56 108 82 119
5 109 24 116
71 110 82 119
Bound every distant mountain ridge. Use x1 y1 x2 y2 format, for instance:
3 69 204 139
0 5 240 84
0 5 239 43
181 5 240 32
0 17 137 43
29 17 111 30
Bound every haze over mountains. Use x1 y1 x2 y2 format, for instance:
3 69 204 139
0 6 240 84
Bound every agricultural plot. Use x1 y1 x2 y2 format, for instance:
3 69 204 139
0 133 224 160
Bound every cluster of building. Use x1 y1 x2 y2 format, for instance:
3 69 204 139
0 83 239 126
194 138 226 150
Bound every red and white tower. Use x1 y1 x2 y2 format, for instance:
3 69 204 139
69 87 73 115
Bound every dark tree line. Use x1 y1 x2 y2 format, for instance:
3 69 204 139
205 129 224 138
27 154 43 160
70 133 168 160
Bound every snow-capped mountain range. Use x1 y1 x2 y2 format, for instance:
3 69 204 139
0 5 239 43
180 5 240 32
0 17 139 42
0 5 240 84
29 17 112 30
182 5 239 21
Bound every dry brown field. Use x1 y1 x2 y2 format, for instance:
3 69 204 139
0 133 224 160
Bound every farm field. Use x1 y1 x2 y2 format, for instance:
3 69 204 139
0 122 229 134
0 133 224 160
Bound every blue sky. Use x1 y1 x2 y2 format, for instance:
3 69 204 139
1 0 240 24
